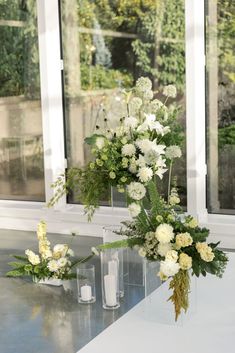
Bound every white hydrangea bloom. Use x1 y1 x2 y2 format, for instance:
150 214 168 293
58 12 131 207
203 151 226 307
95 137 105 149
163 85 177 98
160 259 180 278
155 223 174 243
128 203 141 218
127 182 146 200
165 145 182 159
122 144 136 157
136 77 152 92
129 97 142 113
124 116 139 129
137 167 153 183
157 243 172 257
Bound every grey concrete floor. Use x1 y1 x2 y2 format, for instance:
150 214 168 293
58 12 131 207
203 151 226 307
0 229 145 353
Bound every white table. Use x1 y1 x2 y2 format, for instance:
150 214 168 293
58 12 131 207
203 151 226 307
78 253 235 353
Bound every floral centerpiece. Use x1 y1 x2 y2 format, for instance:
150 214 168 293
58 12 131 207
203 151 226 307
49 77 183 219
49 77 228 319
6 221 90 283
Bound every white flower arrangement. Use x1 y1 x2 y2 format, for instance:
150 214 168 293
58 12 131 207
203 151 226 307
6 221 89 282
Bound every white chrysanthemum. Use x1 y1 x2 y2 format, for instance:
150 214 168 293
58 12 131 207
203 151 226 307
163 85 177 98
128 203 141 218
129 97 142 113
136 139 154 154
155 223 174 243
124 116 139 129
157 243 172 257
138 247 147 258
57 257 68 268
95 137 105 149
179 253 192 270
127 182 146 200
137 167 153 183
122 144 136 157
47 260 59 272
136 77 152 92
165 145 182 159
160 259 180 278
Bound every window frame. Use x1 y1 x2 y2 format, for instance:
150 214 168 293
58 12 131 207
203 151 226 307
0 0 234 248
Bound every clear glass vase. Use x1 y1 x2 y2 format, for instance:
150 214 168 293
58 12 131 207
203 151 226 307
101 248 120 310
103 226 125 297
77 264 96 304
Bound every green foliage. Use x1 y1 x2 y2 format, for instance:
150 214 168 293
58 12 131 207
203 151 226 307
218 124 235 148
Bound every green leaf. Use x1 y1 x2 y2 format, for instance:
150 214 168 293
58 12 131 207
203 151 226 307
6 269 25 277
12 255 28 262
8 262 26 269
84 134 105 145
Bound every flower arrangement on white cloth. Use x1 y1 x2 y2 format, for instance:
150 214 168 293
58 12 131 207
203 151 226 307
6 221 91 281
94 183 228 320
49 77 183 219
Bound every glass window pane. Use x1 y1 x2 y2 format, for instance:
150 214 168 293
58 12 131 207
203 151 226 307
0 0 45 201
61 0 186 207
206 0 235 214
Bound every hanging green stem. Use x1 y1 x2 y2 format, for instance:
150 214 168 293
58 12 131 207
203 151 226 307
167 160 173 203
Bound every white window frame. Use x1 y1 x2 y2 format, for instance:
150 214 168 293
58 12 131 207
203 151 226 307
0 0 234 248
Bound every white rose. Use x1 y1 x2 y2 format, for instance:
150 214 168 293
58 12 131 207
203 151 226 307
128 203 141 218
127 182 146 201
165 250 178 263
122 144 136 157
157 243 172 257
95 137 105 149
53 244 68 257
155 223 174 243
137 167 153 183
160 259 180 277
163 85 177 98
165 145 182 159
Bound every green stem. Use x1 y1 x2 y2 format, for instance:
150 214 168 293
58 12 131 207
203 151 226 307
167 160 173 203
71 254 94 268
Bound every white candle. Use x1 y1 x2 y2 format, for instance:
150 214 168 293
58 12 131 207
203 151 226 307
81 284 92 301
104 274 117 307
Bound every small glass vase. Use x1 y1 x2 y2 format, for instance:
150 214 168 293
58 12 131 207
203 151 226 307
103 226 125 297
32 276 63 286
101 248 120 310
77 264 96 304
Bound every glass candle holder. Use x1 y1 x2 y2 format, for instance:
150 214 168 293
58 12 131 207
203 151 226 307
101 249 120 310
77 264 96 304
103 226 125 297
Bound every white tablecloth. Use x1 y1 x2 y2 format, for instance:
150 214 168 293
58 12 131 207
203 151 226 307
78 253 235 353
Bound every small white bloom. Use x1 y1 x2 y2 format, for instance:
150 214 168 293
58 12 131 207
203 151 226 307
57 257 68 268
138 247 147 258
129 161 137 174
47 260 59 272
67 248 74 257
128 203 141 218
127 182 146 201
129 97 142 113
163 85 177 98
165 145 182 159
136 139 154 154
136 155 147 168
137 167 153 183
91 247 100 256
157 243 172 257
155 223 174 243
150 99 164 112
143 89 153 101
136 77 152 92
122 144 136 157
124 116 139 129
155 167 168 179
160 259 180 278
53 244 69 257
95 137 106 149
41 249 53 260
